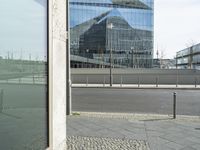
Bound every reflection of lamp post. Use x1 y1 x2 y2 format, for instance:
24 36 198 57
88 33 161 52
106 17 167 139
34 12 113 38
131 47 134 68
107 23 114 86
135 50 138 68
86 49 89 68
126 51 129 68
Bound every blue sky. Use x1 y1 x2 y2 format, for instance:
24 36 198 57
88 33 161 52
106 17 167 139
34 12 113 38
154 0 200 58
0 0 47 60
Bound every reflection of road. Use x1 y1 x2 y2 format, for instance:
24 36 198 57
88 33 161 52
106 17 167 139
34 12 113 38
0 84 46 109
72 88 200 116
0 84 47 149
0 72 33 80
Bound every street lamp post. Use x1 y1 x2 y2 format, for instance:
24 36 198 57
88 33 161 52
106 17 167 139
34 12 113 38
86 49 89 68
176 53 177 69
175 53 179 87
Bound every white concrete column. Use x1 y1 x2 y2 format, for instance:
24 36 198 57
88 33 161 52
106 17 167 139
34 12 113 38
48 0 67 149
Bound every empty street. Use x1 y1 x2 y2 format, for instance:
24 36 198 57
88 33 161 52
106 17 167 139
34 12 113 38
72 88 200 116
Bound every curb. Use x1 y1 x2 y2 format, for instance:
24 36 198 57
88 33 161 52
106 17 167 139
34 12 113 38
69 111 200 122
72 86 200 90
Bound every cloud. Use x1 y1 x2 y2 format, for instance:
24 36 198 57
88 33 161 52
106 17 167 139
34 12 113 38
154 0 200 58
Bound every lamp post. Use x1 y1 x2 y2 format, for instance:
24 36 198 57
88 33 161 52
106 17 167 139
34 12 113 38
107 23 114 87
176 53 177 69
86 49 89 68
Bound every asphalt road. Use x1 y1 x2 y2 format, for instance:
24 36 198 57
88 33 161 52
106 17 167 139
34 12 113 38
72 88 200 116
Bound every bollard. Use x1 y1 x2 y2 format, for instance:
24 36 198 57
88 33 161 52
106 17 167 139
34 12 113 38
86 76 88 87
156 76 159 87
0 89 4 113
19 78 21 84
176 76 178 88
103 76 105 87
120 76 123 87
173 92 177 119
33 74 35 84
138 76 140 87
195 77 197 88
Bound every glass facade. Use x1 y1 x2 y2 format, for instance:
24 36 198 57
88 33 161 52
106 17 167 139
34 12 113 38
70 0 154 68
177 43 200 69
0 0 48 149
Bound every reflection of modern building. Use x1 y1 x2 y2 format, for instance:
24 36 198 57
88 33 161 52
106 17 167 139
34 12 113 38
176 43 200 69
70 0 154 68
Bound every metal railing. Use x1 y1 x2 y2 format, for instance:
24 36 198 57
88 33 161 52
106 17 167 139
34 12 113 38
0 75 46 85
72 74 200 88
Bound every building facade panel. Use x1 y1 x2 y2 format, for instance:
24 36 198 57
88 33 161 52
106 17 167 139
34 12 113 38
177 43 200 69
70 0 154 68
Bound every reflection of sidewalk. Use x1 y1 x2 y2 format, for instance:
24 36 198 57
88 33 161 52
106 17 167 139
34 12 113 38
67 112 200 150
0 108 47 150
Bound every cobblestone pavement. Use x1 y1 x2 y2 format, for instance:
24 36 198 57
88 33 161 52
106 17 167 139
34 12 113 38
67 112 200 150
67 136 149 150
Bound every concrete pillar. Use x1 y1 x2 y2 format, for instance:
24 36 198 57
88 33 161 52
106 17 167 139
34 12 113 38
48 0 67 149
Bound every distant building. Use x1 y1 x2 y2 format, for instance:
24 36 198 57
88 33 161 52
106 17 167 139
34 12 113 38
153 59 175 69
70 0 154 68
152 59 160 68
176 43 200 69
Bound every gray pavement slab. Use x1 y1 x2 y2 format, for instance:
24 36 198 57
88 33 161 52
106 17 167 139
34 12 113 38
67 112 200 150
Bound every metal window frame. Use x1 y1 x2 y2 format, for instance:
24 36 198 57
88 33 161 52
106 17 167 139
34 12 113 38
46 0 51 149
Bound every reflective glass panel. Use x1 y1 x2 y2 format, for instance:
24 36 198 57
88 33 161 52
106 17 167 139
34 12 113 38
0 0 48 149
70 0 154 68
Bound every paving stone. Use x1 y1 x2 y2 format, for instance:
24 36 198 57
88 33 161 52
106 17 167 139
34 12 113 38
180 146 197 150
164 141 185 150
66 136 149 150
67 113 200 150
147 137 171 150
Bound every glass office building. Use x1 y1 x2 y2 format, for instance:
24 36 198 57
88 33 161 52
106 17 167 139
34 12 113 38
177 43 200 69
70 0 154 68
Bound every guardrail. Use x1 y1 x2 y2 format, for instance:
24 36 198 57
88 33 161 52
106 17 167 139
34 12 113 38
0 75 46 85
71 68 200 87
72 74 200 88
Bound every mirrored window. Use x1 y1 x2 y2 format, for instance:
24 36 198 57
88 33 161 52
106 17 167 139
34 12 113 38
0 0 48 149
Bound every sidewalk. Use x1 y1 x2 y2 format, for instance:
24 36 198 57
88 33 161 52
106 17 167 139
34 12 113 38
72 84 200 89
67 112 200 150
